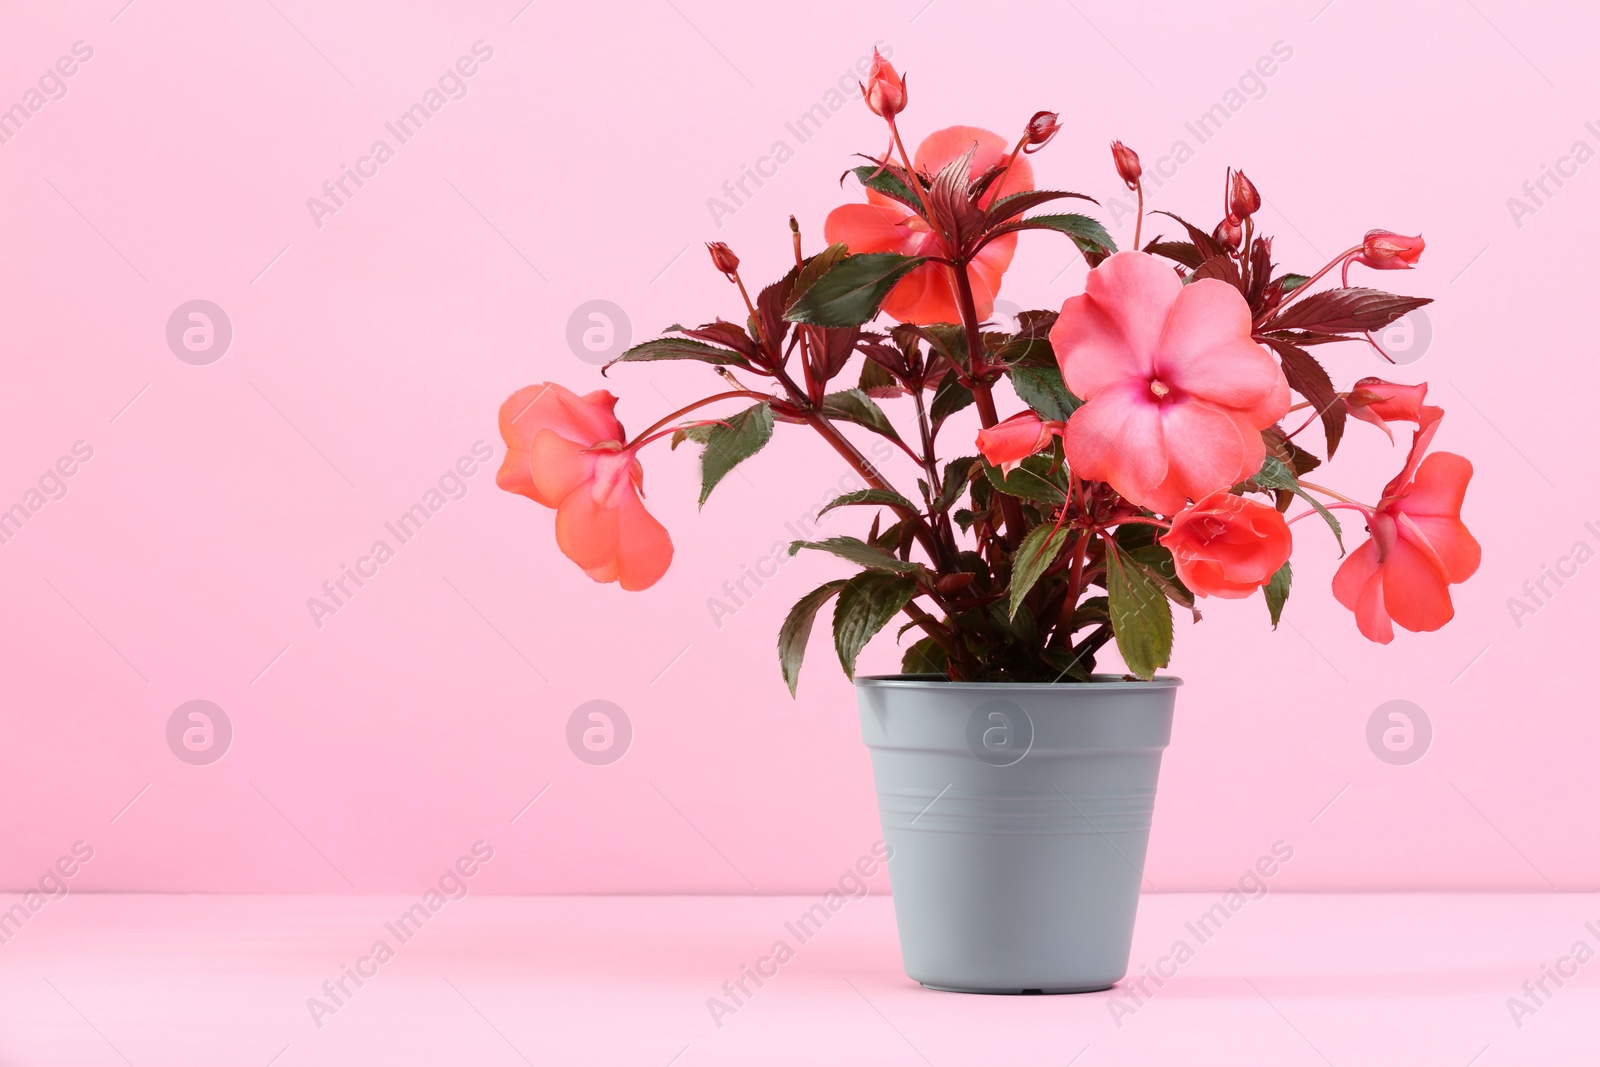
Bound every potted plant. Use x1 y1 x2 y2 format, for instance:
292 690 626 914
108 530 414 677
492 50 1479 993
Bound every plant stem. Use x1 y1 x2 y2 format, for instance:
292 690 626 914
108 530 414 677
626 390 772 448
1258 243 1363 326
1133 180 1144 250
949 260 1026 543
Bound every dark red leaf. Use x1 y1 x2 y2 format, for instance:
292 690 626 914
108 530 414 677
1259 337 1346 455
1265 287 1431 334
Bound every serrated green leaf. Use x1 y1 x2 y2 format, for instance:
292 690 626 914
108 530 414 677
934 456 980 511
1105 544 1173 680
989 213 1117 265
816 488 917 517
929 372 975 427
821 389 903 442
833 572 918 680
982 458 1066 506
1008 362 1081 422
1009 524 1069 619
788 242 851 310
785 253 927 328
778 580 846 696
850 165 921 210
610 337 750 368
1264 560 1291 628
698 403 774 507
788 536 920 574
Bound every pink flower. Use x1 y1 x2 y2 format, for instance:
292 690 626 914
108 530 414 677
1332 412 1479 643
1353 230 1424 270
1161 492 1292 599
496 383 673 591
1050 251 1291 515
976 411 1064 472
824 126 1033 325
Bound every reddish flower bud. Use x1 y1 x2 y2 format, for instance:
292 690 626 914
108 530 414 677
935 572 976 596
860 48 906 119
1110 140 1142 189
1354 229 1425 270
1228 169 1261 219
705 241 740 279
1023 111 1061 153
1213 214 1243 251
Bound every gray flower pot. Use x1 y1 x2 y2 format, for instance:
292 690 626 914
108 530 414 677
856 674 1179 994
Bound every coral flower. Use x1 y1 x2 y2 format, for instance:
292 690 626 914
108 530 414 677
976 411 1064 472
1353 230 1425 270
1332 413 1479 643
496 383 673 591
824 126 1033 325
1050 251 1291 515
1345 377 1439 440
1161 492 1293 599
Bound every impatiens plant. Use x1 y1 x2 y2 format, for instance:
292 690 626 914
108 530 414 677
495 49 1480 688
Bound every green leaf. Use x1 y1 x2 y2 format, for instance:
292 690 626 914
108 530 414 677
1278 273 1311 293
821 389 903 443
610 337 750 368
1247 456 1344 552
697 402 774 507
778 580 846 696
833 572 918 680
850 165 921 211
1264 560 1291 628
934 456 980 511
788 536 920 574
989 213 1117 265
901 634 948 675
785 253 928 328
982 458 1066 506
1008 524 1069 619
1008 362 1081 421
816 488 917 517
1126 543 1196 614
1105 544 1173 680
789 242 851 310
929 372 975 427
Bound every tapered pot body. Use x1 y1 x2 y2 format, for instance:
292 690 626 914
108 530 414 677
856 674 1179 994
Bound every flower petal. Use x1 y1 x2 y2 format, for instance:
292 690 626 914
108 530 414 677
1332 539 1393 644
1063 378 1171 510
824 202 916 255
1157 399 1254 507
1382 535 1456 633
1156 280 1287 415
1053 252 1178 397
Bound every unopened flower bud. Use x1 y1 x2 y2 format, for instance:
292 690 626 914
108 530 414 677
1213 214 1243 251
705 241 740 279
1023 111 1061 153
1110 140 1142 189
1228 169 1261 219
1354 229 1425 270
860 48 906 119
936 572 976 596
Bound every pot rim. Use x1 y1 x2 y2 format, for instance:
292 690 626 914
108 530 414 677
855 672 1183 691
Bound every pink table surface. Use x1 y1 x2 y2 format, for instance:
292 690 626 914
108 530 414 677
1 892 1594 1065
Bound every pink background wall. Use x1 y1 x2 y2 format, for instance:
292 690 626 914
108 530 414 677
1 0 1594 895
